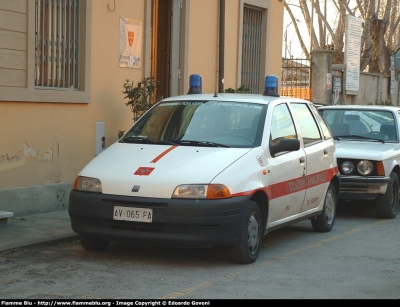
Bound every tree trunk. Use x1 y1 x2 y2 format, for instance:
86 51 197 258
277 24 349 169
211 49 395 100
370 17 391 73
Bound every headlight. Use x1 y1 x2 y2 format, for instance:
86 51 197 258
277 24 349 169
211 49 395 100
73 176 102 193
172 184 231 199
357 160 373 175
341 161 354 174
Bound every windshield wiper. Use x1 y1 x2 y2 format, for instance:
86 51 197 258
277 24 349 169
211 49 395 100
154 140 179 146
121 137 230 147
177 140 230 148
120 136 155 144
334 135 385 143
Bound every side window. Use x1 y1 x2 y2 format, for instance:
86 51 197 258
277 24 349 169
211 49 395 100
270 103 297 146
320 109 336 126
290 103 322 146
309 104 332 139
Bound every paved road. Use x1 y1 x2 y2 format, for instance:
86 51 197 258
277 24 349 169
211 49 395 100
1 201 399 299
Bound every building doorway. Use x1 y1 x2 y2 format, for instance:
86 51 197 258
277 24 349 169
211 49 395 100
151 0 172 100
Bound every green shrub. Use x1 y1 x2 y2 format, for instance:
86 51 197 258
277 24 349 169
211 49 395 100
119 77 159 138
122 76 159 121
224 85 251 93
376 99 393 106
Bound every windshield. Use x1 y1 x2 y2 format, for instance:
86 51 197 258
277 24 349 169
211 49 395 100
320 109 398 142
120 100 267 148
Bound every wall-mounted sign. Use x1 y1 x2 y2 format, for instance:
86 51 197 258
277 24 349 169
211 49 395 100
332 76 342 93
390 55 395 95
333 89 340 105
326 73 331 89
394 49 400 83
119 17 142 69
394 49 400 70
344 15 362 92
332 76 342 105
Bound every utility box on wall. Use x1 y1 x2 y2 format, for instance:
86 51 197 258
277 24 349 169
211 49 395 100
95 122 105 156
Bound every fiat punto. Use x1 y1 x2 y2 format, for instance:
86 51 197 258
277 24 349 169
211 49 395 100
69 75 340 264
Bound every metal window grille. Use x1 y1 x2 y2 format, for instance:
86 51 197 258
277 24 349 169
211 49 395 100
241 7 262 94
35 0 79 89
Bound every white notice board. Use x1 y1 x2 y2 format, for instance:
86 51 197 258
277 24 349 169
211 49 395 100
119 17 142 69
344 15 362 92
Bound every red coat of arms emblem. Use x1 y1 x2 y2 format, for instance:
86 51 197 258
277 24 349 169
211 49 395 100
128 31 134 46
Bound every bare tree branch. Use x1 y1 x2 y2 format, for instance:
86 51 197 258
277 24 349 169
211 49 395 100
315 0 325 48
284 0 398 73
355 0 365 18
284 1 310 58
360 0 374 70
366 0 391 73
313 2 340 50
342 0 354 15
299 0 320 51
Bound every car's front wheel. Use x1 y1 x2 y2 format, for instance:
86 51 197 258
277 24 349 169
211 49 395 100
79 234 110 251
311 183 336 232
375 172 398 219
231 201 262 264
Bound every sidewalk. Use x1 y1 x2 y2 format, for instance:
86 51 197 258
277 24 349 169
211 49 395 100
0 210 78 252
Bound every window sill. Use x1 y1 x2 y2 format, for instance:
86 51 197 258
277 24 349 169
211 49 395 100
0 86 91 103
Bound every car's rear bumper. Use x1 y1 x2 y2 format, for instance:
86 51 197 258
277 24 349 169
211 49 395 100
339 175 390 200
68 190 249 248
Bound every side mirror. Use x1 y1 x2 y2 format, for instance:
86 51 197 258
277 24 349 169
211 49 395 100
270 138 300 157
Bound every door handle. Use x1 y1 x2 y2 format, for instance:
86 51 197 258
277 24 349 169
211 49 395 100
300 157 305 163
324 149 328 154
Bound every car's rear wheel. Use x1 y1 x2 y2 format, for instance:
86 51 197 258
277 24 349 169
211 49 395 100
79 234 110 251
375 172 398 219
311 183 336 232
231 201 262 264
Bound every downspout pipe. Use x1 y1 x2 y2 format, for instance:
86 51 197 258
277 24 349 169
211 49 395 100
218 0 225 93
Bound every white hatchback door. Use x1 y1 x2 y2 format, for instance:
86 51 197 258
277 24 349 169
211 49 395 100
290 102 335 212
264 102 306 224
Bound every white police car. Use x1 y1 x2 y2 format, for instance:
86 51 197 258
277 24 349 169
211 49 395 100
69 75 340 264
319 105 400 219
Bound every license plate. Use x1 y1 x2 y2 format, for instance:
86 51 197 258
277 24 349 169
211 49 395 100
113 206 153 223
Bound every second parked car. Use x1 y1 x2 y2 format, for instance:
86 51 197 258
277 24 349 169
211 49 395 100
319 105 400 219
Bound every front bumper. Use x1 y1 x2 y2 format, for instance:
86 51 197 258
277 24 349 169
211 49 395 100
339 175 390 200
68 190 249 248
